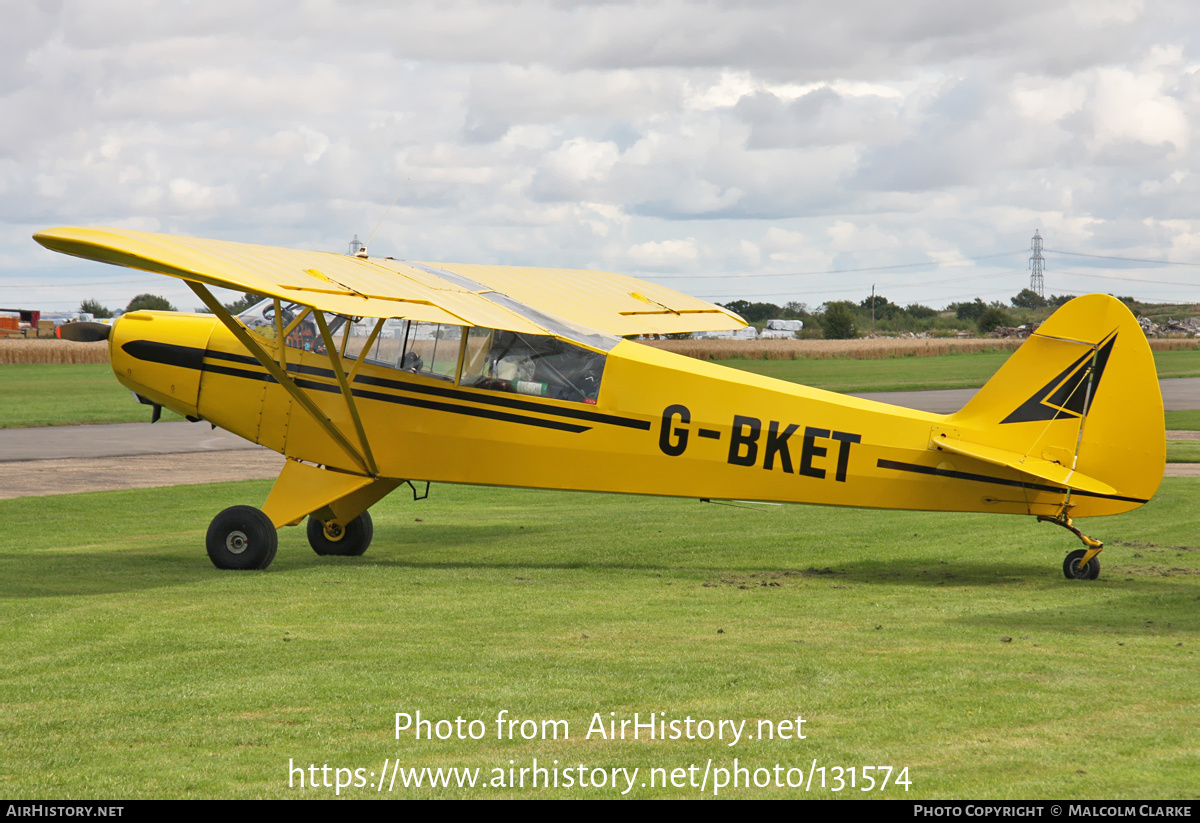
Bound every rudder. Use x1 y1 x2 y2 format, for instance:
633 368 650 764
946 294 1164 516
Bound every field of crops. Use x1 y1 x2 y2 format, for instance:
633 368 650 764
644 336 1200 362
0 339 108 365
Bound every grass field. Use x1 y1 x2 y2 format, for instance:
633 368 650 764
1 339 1196 799
0 480 1195 799
1165 410 1200 430
1167 440 1200 462
710 348 1200 393
0 364 182 427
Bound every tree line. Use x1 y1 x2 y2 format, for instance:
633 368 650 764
719 290 1115 339
78 292 262 318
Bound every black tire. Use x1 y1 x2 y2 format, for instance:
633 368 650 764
1063 549 1100 580
206 506 278 570
307 510 373 557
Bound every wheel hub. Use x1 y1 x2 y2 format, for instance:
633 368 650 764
225 530 249 554
322 522 345 541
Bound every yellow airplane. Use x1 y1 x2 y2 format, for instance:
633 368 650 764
35 227 1164 579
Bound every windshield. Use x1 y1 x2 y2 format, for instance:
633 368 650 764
238 301 606 402
239 299 348 353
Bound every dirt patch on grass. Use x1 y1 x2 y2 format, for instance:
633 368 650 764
703 568 838 588
0 450 286 499
1111 540 1199 576
1114 540 1197 553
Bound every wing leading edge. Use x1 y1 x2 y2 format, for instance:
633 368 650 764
33 227 746 340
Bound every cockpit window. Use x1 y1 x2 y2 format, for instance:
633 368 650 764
344 318 463 381
459 329 605 404
239 300 346 354
238 298 286 344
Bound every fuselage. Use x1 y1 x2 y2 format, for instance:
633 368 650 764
107 309 1138 521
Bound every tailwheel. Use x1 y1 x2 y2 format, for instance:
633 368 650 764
308 510 373 557
206 505 278 570
1038 513 1104 581
1063 549 1101 580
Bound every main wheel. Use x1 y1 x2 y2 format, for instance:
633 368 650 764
307 510 373 557
206 506 278 570
1063 549 1100 580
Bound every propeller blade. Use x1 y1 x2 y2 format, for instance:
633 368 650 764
55 321 113 342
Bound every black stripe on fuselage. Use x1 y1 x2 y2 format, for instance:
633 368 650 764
876 458 1148 504
200 359 592 433
123 341 612 434
200 346 648 430
350 373 648 430
121 339 206 371
347 386 590 432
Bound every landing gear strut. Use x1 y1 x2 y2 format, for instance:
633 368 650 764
1038 513 1103 581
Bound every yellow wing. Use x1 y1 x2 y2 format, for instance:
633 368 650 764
33 227 746 338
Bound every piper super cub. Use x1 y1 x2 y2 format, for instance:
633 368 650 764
35 227 1165 578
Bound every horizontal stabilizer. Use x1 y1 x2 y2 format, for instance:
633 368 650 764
929 436 1118 497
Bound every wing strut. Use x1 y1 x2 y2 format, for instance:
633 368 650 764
186 281 374 476
313 309 377 476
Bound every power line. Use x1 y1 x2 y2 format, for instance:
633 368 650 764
644 249 1028 280
1046 248 1200 267
0 278 164 288
1048 268 1200 289
691 268 1028 301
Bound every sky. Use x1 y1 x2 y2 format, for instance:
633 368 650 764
3 0 1200 316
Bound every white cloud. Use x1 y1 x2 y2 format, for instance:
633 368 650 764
1071 0 1144 25
544 138 621 184
627 238 700 267
4 0 1200 311
1088 66 1189 154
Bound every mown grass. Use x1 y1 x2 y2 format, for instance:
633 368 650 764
0 364 182 427
715 348 1016 392
1166 440 1200 462
713 349 1200 394
0 480 1196 799
1165 410 1200 430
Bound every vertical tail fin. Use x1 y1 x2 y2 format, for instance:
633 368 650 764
946 295 1164 516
